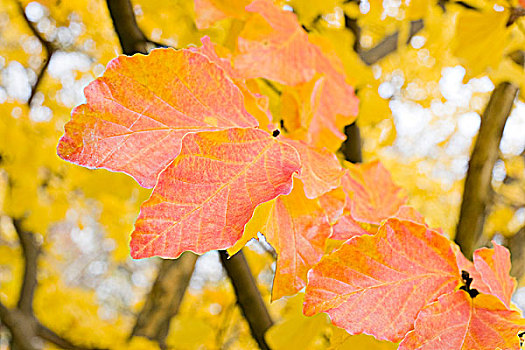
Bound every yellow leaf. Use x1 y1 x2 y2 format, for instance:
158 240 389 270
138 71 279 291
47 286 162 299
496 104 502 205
453 8 510 79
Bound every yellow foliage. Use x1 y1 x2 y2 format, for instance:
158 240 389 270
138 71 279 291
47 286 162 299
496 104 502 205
329 326 398 349
453 7 510 79
266 294 330 350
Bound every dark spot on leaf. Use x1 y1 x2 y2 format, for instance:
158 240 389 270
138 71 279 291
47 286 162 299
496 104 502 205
460 270 479 298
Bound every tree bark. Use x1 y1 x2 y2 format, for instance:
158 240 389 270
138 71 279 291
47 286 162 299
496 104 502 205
219 250 273 350
131 253 198 349
340 122 363 163
508 226 525 282
359 20 424 66
454 82 518 258
106 0 149 55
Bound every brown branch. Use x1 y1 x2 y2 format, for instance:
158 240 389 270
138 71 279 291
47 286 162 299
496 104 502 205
454 51 524 258
0 301 39 350
340 122 363 163
508 226 525 282
12 219 39 315
131 252 198 349
359 20 424 66
454 83 519 258
106 0 149 55
219 250 273 350
0 301 106 350
17 2 56 106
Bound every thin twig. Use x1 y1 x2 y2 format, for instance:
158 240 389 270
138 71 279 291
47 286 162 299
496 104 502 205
219 250 273 350
17 1 56 106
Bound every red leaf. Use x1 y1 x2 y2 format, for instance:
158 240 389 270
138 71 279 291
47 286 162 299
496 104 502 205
343 161 407 225
190 37 273 129
304 218 460 342
318 186 346 225
235 0 358 150
58 48 258 188
331 214 370 240
259 180 332 300
130 128 300 258
399 291 525 350
283 139 345 199
473 242 516 307
235 0 318 85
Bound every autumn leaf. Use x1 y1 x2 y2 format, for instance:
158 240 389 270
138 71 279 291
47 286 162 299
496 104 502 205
343 161 407 224
304 218 461 342
265 294 329 349
331 214 370 241
190 36 273 129
453 8 510 79
282 139 344 199
399 291 525 350
472 242 517 307
130 127 301 258
318 186 346 225
234 0 319 85
261 180 332 300
331 161 407 241
329 326 398 350
58 48 258 188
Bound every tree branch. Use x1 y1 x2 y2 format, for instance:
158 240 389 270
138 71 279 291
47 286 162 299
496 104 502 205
131 252 198 349
508 226 525 282
0 301 39 350
17 2 56 106
0 301 106 350
12 219 39 315
359 20 424 66
106 0 149 55
454 83 519 258
454 51 524 258
340 122 363 163
219 250 273 350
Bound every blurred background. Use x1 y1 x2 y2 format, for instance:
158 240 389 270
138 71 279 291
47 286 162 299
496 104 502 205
1 0 524 349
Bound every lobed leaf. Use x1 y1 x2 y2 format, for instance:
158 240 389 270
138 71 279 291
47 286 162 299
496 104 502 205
283 139 345 199
399 291 525 350
304 218 461 342
235 0 319 85
58 48 258 188
472 242 516 307
262 180 332 300
130 128 301 258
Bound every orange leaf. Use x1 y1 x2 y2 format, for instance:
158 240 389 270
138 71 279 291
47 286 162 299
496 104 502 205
194 0 250 29
235 0 318 85
318 186 346 225
262 180 332 300
235 0 358 150
190 37 273 129
130 128 300 258
331 214 370 240
399 291 525 349
58 49 258 188
343 161 407 225
283 139 345 199
472 242 516 307
304 218 461 342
